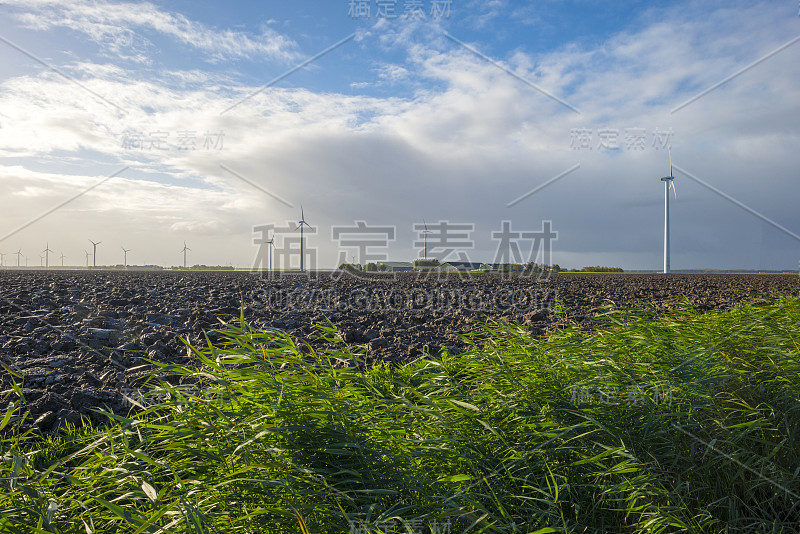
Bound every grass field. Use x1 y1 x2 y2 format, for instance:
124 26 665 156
1 296 799 533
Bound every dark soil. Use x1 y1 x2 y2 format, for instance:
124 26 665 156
1 270 798 432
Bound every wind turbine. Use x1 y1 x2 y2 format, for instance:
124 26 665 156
0 252 6 267
266 235 275 274
296 206 312 272
89 239 101 268
121 247 131 268
181 242 190 269
42 243 53 269
84 250 90 268
59 252 66 267
14 248 22 267
422 220 432 260
660 149 677 274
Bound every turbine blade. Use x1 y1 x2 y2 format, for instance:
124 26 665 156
670 180 677 199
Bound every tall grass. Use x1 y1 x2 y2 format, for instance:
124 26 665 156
1 296 799 533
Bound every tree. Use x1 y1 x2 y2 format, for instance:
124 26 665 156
581 266 624 272
413 259 440 269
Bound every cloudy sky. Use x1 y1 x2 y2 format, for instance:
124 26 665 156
0 0 798 270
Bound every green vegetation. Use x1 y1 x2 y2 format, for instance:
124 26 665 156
523 263 562 273
413 259 440 269
1 296 799 533
571 266 625 273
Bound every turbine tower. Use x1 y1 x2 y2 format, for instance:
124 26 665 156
42 243 53 269
296 206 312 272
660 150 677 274
0 252 6 267
89 239 101 268
84 250 90 268
422 220 432 260
59 252 66 267
122 247 131 268
15 248 22 267
181 242 190 269
266 235 275 274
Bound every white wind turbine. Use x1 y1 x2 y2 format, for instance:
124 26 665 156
296 206 312 272
181 242 191 269
15 248 22 267
660 149 677 274
84 250 90 268
42 243 53 269
89 239 101 268
59 252 66 267
122 247 131 268
266 235 275 274
0 252 6 267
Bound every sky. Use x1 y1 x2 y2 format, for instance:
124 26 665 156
0 0 798 270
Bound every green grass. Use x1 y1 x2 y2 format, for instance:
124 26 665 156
1 296 800 533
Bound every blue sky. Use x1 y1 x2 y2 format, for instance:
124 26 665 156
0 0 798 270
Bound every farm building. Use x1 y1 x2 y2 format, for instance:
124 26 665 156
378 261 414 272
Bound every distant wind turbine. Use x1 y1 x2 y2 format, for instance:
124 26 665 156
89 239 101 268
84 250 90 268
660 149 677 274
15 248 22 267
59 252 66 267
0 252 6 267
296 206 312 272
181 242 191 268
266 235 275 274
122 247 131 268
42 243 53 269
422 220 432 260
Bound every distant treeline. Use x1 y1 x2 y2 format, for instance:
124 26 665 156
573 266 625 272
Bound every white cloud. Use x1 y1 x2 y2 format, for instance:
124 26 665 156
4 0 299 63
378 64 410 83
